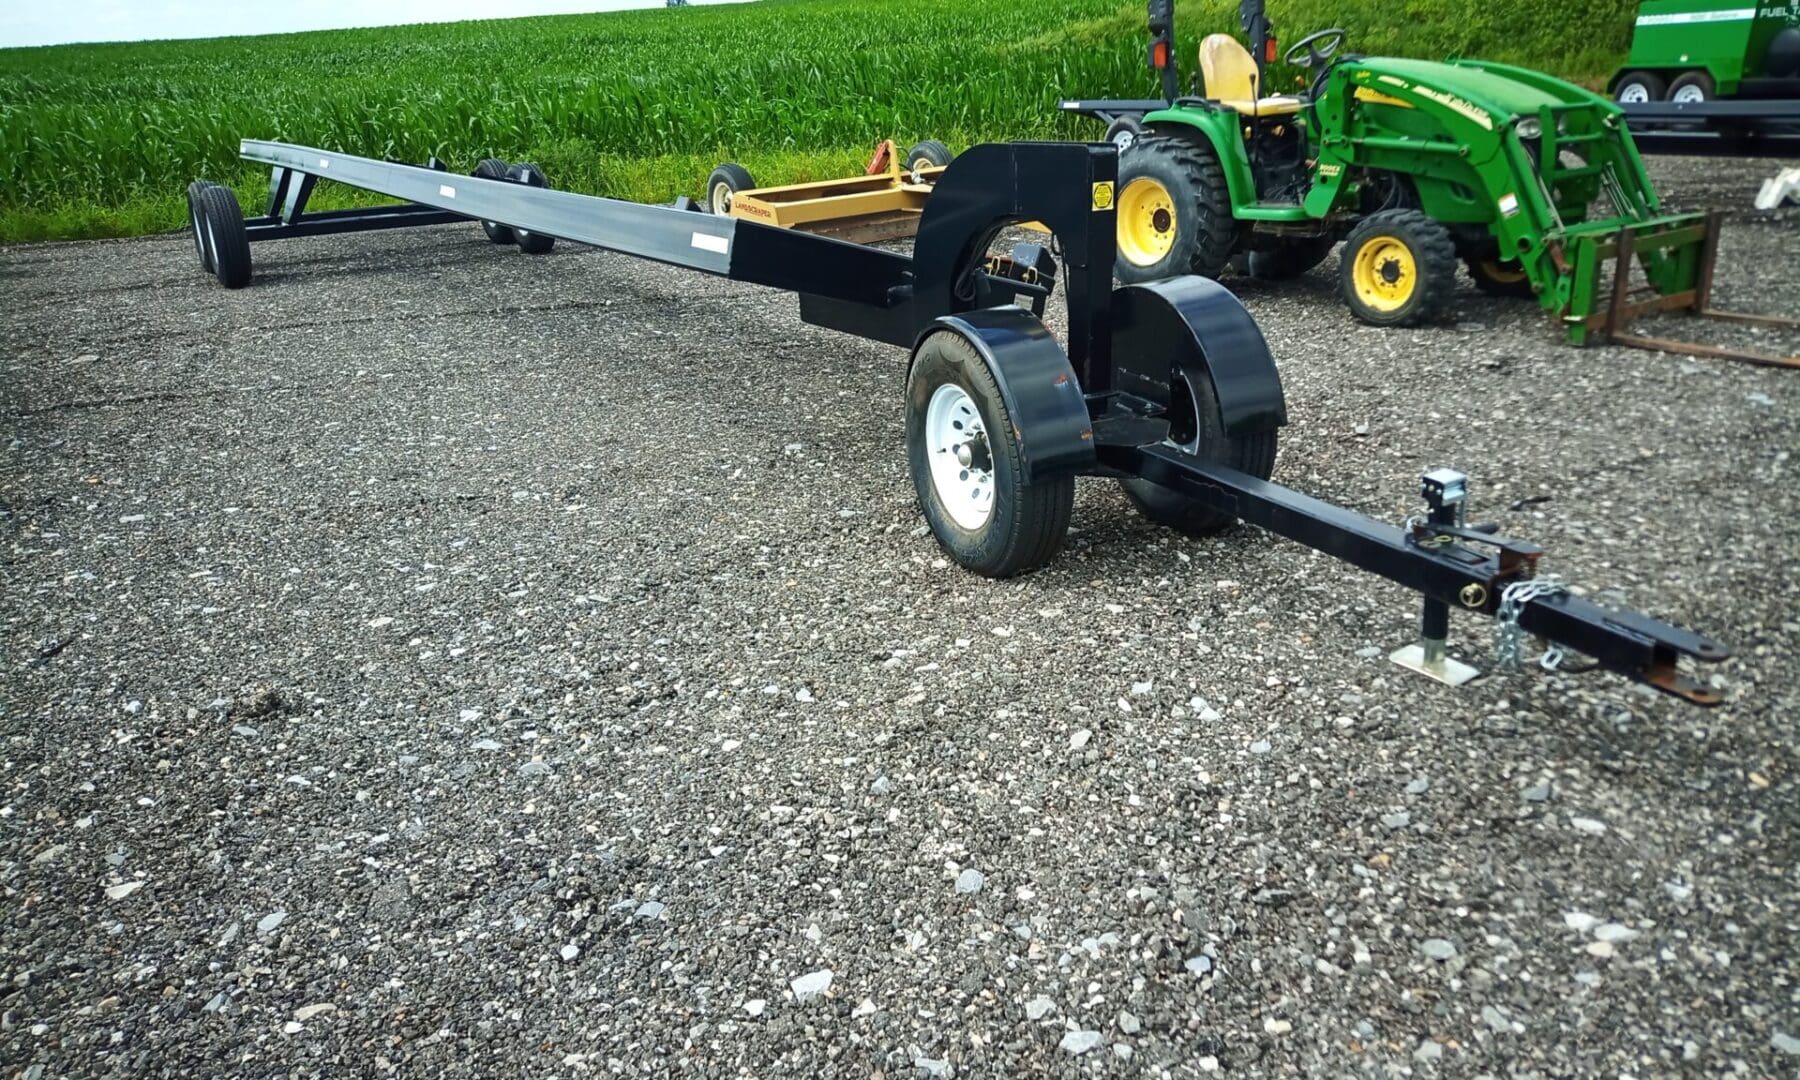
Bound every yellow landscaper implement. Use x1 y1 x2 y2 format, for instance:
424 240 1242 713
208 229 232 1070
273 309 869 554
705 140 952 244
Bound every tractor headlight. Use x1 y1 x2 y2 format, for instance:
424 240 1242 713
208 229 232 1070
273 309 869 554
1515 117 1542 140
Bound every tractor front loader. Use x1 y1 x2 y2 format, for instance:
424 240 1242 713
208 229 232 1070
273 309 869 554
1110 2 1797 367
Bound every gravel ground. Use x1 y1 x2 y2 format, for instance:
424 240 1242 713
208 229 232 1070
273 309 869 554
2 154 1795 1078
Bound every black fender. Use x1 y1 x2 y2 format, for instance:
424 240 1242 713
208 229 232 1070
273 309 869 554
1109 277 1287 441
911 308 1095 483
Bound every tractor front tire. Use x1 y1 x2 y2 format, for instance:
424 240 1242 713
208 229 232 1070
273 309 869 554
1114 134 1235 283
1339 210 1456 327
1466 255 1535 299
905 331 1074 578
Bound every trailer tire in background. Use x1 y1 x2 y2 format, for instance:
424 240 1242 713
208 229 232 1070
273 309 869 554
1669 71 1715 104
507 163 557 254
473 158 517 244
904 140 953 170
1613 71 1668 104
905 330 1073 579
186 181 217 274
1340 210 1456 327
706 163 755 215
196 184 252 289
1103 115 1145 151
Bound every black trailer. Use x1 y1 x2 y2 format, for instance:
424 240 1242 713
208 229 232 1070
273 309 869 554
182 137 1729 704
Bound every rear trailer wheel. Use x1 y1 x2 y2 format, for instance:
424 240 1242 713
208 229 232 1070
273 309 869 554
472 158 515 244
905 332 1073 578
1339 209 1456 327
1103 115 1144 151
706 162 755 215
1466 255 1535 298
1119 373 1278 538
196 184 251 289
1114 134 1235 283
186 181 217 273
1668 71 1714 104
507 163 556 254
1613 71 1667 104
904 140 953 170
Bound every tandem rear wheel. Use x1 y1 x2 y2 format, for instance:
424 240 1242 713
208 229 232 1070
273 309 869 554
187 181 251 289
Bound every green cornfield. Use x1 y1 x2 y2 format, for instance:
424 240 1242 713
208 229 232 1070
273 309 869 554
0 0 1641 243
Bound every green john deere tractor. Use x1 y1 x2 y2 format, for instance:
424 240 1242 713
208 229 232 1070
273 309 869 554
1111 1 1720 341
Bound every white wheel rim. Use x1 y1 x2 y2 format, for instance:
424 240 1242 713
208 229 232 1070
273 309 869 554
712 182 732 214
924 383 995 531
1111 128 1136 150
1673 85 1706 103
1618 84 1649 104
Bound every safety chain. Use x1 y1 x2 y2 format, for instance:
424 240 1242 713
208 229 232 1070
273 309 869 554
1496 578 1569 672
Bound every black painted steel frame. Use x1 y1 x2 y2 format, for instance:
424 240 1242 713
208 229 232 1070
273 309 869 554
224 137 1730 703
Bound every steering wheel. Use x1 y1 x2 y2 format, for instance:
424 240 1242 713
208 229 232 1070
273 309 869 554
1283 28 1347 69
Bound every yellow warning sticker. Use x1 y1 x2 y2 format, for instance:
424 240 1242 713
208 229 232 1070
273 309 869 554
1092 182 1115 211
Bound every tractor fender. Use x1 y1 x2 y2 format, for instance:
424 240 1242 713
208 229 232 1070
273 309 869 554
911 309 1095 483
1109 277 1287 438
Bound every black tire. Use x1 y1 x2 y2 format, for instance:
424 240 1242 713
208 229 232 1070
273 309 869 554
904 139 953 170
1466 255 1535 299
706 162 755 215
905 331 1074 578
1119 372 1278 537
1612 70 1667 104
1668 70 1715 104
196 185 251 289
186 181 217 273
1103 115 1144 151
1114 134 1235 283
507 163 555 254
1243 236 1336 281
1338 209 1456 327
472 158 515 245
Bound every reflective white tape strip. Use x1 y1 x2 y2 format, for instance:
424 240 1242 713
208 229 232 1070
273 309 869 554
439 184 456 199
1635 8 1754 26
691 232 729 255
318 158 330 169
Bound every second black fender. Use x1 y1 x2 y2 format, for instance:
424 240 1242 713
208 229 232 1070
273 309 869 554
1109 277 1288 441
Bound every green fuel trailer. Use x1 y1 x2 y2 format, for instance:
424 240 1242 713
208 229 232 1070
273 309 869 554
1610 1 1800 102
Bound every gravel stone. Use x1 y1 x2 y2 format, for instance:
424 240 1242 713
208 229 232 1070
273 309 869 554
914 1057 951 1078
1058 1030 1104 1055
1025 996 1054 1021
255 911 286 936
1415 1038 1445 1063
790 970 833 1003
1772 1032 1800 1056
1117 1010 1141 1034
953 868 985 895
1419 938 1457 961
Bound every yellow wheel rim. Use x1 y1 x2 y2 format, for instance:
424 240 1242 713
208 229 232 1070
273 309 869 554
1116 177 1177 267
1352 237 1417 312
1480 257 1527 284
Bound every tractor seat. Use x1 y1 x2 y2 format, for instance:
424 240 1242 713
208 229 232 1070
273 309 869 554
1199 33 1303 117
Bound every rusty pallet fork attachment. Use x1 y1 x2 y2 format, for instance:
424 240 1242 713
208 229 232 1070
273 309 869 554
1564 211 1799 369
182 138 1731 707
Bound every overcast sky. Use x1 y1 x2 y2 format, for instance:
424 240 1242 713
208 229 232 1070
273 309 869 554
2 1 755 48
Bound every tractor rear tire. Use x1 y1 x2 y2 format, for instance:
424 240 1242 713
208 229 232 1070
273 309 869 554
196 184 252 289
1119 367 1278 538
1243 236 1336 281
706 163 755 215
904 140 953 170
1339 210 1456 327
1612 71 1667 104
507 163 556 254
472 158 515 245
1114 134 1235 283
905 331 1074 578
1466 255 1535 299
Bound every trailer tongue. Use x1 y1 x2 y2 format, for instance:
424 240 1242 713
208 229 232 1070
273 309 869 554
184 138 1729 704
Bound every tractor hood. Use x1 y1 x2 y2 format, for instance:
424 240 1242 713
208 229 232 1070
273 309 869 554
1350 57 1601 123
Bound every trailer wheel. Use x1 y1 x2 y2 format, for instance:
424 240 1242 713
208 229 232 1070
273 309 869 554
1339 210 1456 327
472 158 515 244
186 181 217 273
1114 134 1235 283
1668 71 1714 104
1242 236 1336 281
707 163 755 215
196 184 252 289
1612 71 1666 104
1119 370 1277 538
1103 116 1144 152
904 140 953 170
906 331 1074 578
507 163 556 254
1466 255 1535 299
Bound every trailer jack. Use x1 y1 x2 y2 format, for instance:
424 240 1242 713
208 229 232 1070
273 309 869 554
182 138 1731 705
